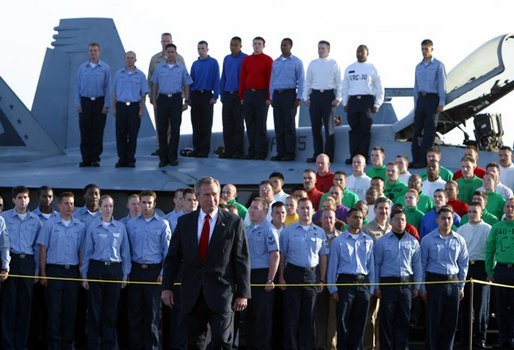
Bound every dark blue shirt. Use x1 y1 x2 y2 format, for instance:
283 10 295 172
220 51 247 93
190 56 220 100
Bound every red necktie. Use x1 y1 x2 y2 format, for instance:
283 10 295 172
199 214 211 263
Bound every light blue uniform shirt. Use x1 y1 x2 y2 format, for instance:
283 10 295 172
164 209 184 233
270 54 305 100
113 67 150 102
151 63 193 94
1 209 41 255
126 214 171 267
413 57 446 106
32 207 58 223
73 206 100 227
327 230 375 294
81 217 132 280
75 60 111 109
37 216 85 266
374 231 422 289
420 229 469 290
280 222 329 268
247 220 279 269
0 217 9 270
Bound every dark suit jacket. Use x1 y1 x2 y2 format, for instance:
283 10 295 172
162 208 251 314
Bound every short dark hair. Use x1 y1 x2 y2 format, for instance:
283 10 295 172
334 170 347 177
486 162 500 171
269 172 285 181
83 184 99 194
198 40 208 46
347 207 363 217
259 180 273 188
253 36 265 44
59 192 74 202
140 190 157 200
437 205 454 216
182 188 195 197
374 197 390 207
231 36 242 43
357 44 369 53
12 186 29 198
500 146 512 152
272 201 285 210
318 40 330 47
38 185 53 196
88 42 100 49
282 38 293 46
297 197 312 206
165 43 177 50
421 39 433 46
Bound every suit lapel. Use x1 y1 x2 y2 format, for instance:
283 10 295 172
191 210 201 260
206 209 225 261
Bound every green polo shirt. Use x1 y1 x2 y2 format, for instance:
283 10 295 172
456 176 483 204
384 179 408 203
461 209 499 226
420 165 453 182
396 192 434 214
365 165 386 181
486 220 514 278
405 206 424 231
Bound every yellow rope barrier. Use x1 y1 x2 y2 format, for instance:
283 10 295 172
2 273 514 289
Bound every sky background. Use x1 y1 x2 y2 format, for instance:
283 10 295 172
1 0 513 144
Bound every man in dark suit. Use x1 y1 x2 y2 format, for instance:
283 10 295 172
162 176 251 349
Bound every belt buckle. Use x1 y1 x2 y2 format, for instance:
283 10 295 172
104 261 111 266
141 264 148 269
19 254 26 259
64 265 70 269
356 95 362 99
470 260 476 265
125 102 130 106
319 89 325 93
90 97 96 101
250 89 256 92
508 264 513 268
167 94 173 98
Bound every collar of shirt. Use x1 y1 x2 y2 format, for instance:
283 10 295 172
343 229 363 240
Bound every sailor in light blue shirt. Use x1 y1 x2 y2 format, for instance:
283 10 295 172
419 205 468 350
125 191 171 349
269 38 305 160
38 192 85 350
245 198 280 349
247 200 279 270
80 195 132 349
32 185 58 223
326 207 374 350
125 192 171 269
113 63 150 104
270 51 304 100
75 46 111 110
0 217 8 272
1 206 41 257
1 186 43 350
278 198 328 350
373 208 421 349
151 57 193 95
411 39 447 166
38 213 85 266
73 184 101 228
327 217 375 295
81 216 131 280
